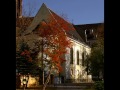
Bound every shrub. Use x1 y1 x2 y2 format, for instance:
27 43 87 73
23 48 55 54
94 81 104 90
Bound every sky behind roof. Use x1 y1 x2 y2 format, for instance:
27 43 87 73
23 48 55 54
23 0 104 25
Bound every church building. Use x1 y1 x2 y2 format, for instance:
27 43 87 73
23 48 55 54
16 0 103 87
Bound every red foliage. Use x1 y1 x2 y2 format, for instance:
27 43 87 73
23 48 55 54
35 17 74 72
20 50 32 62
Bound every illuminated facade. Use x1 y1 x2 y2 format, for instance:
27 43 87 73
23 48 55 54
62 38 92 83
16 2 93 86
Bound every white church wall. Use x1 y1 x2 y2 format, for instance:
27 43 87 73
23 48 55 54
63 37 91 82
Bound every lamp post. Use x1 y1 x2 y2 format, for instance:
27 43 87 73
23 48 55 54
22 75 29 90
23 75 26 90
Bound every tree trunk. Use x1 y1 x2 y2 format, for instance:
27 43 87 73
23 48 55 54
42 68 52 90
41 38 44 85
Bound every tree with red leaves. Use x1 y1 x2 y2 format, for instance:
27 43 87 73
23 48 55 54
31 17 73 90
16 15 74 90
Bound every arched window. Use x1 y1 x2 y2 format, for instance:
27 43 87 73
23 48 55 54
82 52 85 66
77 51 79 65
70 48 73 64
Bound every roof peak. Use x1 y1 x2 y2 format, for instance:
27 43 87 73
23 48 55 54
41 3 47 7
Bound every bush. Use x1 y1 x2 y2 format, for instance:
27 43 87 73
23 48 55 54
94 81 104 90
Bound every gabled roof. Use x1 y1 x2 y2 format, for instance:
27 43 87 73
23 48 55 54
48 9 84 42
48 9 75 31
23 3 52 35
74 23 104 42
23 3 84 42
74 23 103 31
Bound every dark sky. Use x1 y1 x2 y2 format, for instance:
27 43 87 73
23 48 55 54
23 0 104 25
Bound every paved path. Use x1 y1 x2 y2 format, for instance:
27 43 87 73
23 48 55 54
16 88 85 90
16 83 93 90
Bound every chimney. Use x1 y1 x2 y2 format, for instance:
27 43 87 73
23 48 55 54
16 0 22 18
